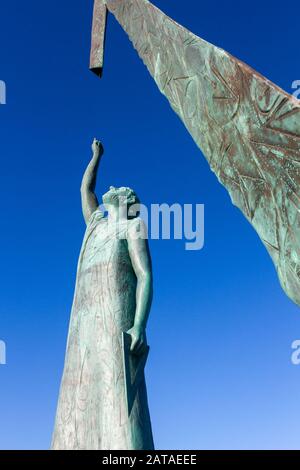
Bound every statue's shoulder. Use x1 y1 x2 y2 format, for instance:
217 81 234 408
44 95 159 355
87 207 105 227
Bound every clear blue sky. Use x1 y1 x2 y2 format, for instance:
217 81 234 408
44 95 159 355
0 0 300 450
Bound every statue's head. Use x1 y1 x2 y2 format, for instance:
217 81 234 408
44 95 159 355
102 186 140 217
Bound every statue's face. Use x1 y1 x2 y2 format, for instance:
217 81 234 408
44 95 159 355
102 186 132 206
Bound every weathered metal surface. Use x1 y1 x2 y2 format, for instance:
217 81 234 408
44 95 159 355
122 332 150 417
93 0 300 306
90 0 108 77
52 141 154 450
52 210 154 450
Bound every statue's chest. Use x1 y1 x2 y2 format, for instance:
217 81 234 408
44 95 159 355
81 221 129 268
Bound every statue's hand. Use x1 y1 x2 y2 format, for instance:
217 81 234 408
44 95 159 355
92 138 104 157
127 325 147 355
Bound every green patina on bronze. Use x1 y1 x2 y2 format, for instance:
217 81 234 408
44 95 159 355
91 0 300 306
52 140 154 450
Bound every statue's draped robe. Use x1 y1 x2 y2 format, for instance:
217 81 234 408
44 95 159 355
93 0 300 306
52 210 154 450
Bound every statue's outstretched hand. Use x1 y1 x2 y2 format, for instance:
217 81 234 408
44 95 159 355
127 325 147 356
92 138 104 157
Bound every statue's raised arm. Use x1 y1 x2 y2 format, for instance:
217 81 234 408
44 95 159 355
80 138 104 224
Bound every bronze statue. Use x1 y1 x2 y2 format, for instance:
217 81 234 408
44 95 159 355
52 139 154 450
